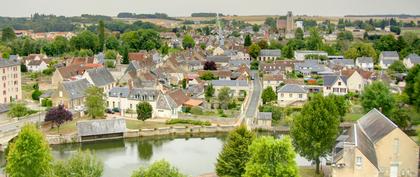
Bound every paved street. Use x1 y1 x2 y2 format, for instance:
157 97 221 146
244 71 262 126
0 112 45 132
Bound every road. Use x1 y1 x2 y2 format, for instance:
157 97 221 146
0 112 45 132
244 71 262 127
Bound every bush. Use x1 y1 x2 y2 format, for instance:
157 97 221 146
32 89 42 100
105 60 115 68
190 107 203 115
166 119 211 126
42 67 55 75
41 99 53 107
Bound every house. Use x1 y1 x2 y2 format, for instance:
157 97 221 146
155 89 190 118
294 50 328 61
258 49 281 61
206 55 230 67
331 109 418 177
66 57 95 66
260 60 294 74
341 69 374 93
255 112 272 129
403 53 420 69
51 64 101 88
107 87 158 116
27 59 48 72
329 59 355 70
211 80 249 97
82 67 116 93
355 57 374 71
51 79 91 109
0 59 21 104
277 84 308 107
186 60 203 71
263 74 283 90
323 75 348 96
228 60 250 70
294 60 330 76
379 51 399 69
128 51 148 62
24 54 47 65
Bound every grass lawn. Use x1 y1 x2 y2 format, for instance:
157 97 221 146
43 119 78 135
299 167 323 177
343 113 364 122
126 119 168 129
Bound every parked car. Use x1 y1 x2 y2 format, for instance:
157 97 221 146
112 107 120 113
105 108 114 114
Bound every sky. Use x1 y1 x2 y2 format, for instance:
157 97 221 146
1 0 420 17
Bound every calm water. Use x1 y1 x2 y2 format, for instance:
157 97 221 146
1 134 313 177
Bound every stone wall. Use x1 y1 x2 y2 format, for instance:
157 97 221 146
124 125 236 138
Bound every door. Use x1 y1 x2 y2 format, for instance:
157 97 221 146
390 165 398 177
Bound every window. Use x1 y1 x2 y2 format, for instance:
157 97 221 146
356 156 362 166
289 93 292 98
281 93 284 97
299 94 303 98
394 138 400 155
59 91 63 98
338 82 341 86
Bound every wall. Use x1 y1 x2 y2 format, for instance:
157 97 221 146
123 125 236 138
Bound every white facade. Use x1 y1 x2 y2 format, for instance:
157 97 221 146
346 71 367 93
323 77 348 96
27 61 48 72
277 92 307 107
294 50 328 61
355 59 374 71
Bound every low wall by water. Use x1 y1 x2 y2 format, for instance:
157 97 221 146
124 125 236 138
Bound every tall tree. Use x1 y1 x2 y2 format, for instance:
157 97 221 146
295 27 304 40
1 27 16 42
244 136 298 177
261 86 277 104
136 102 153 121
216 125 255 177
290 94 340 174
328 95 349 121
85 86 106 119
205 84 215 102
411 73 420 111
44 104 73 133
389 60 407 73
361 81 395 116
70 30 100 52
405 65 420 106
98 20 105 52
248 43 261 59
6 124 52 177
374 34 398 52
257 40 268 49
53 150 103 177
244 34 252 47
218 87 232 110
121 45 129 64
131 160 185 177
182 34 195 49
305 28 323 50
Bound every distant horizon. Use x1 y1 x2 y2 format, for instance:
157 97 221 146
0 0 419 18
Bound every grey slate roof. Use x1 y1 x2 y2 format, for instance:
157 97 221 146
330 59 354 66
86 67 115 87
211 80 249 87
229 60 250 67
207 56 230 63
77 118 126 137
294 60 328 74
382 59 397 66
0 59 20 68
407 54 420 64
356 57 373 64
109 87 158 101
156 93 178 110
323 75 347 87
260 49 281 57
357 108 398 143
8 55 19 60
257 112 272 120
381 51 399 58
62 79 91 99
277 84 307 93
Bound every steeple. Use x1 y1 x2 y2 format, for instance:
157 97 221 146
217 13 224 48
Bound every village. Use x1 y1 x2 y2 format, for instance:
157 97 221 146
0 9 419 177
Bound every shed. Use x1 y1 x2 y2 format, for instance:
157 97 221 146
77 118 126 141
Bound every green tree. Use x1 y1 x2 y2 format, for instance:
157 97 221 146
216 125 255 177
295 27 304 40
32 89 42 101
121 29 161 51
244 136 298 177
405 65 420 106
389 107 411 131
98 20 105 51
182 34 195 49
1 27 16 42
160 43 169 55
290 94 340 174
218 87 231 109
105 35 120 50
200 71 216 80
121 45 129 64
252 24 260 33
328 95 349 121
205 84 215 101
53 150 103 177
388 60 407 73
181 78 187 89
374 34 398 52
7 102 32 118
136 102 153 121
305 28 323 50
105 50 118 59
344 42 377 60
361 81 395 116
257 40 268 49
70 30 100 52
248 43 261 59
6 124 52 177
244 34 252 47
411 72 420 111
337 31 353 41
131 160 185 177
261 86 277 104
85 86 106 119
250 60 259 70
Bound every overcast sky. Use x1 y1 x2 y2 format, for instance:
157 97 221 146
1 0 420 17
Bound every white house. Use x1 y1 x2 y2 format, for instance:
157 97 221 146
277 84 308 107
355 57 374 71
323 75 348 96
379 51 399 69
294 50 328 61
27 60 48 72
82 67 116 93
107 87 158 117
263 74 283 90
341 69 373 93
211 80 249 97
403 53 420 69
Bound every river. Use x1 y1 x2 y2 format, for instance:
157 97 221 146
1 134 313 177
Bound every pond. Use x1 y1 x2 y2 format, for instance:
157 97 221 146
1 133 313 177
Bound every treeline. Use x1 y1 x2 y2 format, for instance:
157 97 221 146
191 13 224 17
337 18 419 31
345 14 420 18
117 12 180 21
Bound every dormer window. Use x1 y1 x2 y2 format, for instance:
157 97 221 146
338 82 341 86
356 156 362 167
